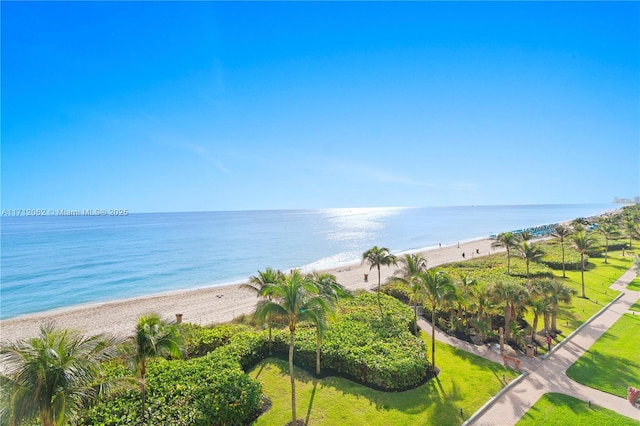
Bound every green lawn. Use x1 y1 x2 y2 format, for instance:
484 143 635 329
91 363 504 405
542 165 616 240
565 313 640 398
249 336 518 426
518 252 633 352
627 276 640 291
517 393 639 426
544 254 633 339
630 301 640 312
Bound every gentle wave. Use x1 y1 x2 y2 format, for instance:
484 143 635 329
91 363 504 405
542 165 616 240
0 204 614 319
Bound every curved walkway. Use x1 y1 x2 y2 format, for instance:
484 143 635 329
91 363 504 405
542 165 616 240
418 266 640 425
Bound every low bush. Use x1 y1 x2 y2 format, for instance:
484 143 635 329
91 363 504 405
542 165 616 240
182 323 254 358
83 326 265 426
380 280 412 304
538 242 585 270
270 293 429 391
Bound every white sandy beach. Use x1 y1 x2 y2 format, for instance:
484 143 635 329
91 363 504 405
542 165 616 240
1 238 503 343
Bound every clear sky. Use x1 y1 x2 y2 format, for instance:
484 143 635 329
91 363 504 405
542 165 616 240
2 1 639 213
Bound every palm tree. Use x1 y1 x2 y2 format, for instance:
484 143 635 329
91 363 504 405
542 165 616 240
362 246 397 316
241 267 283 354
597 222 620 264
571 218 588 232
491 232 518 275
542 279 575 331
518 230 534 242
551 224 573 278
306 272 350 375
389 253 429 334
392 253 428 281
415 269 454 371
572 231 594 298
133 313 183 421
255 270 327 426
515 241 544 278
527 297 552 341
445 274 477 333
624 218 639 249
469 284 496 341
0 323 122 426
490 280 528 341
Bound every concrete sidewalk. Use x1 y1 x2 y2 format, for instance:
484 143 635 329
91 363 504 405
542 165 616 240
468 266 640 425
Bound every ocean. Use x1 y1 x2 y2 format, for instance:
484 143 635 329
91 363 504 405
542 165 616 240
0 204 614 319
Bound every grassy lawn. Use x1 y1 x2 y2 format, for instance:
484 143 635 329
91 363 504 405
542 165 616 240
627 276 640 291
517 393 639 426
630 301 640 312
565 313 640 398
249 336 518 426
545 253 633 339
516 251 633 353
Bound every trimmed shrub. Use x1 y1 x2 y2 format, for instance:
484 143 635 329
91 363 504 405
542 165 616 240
380 280 412 304
538 242 585 270
182 323 254 358
270 293 429 391
82 326 265 426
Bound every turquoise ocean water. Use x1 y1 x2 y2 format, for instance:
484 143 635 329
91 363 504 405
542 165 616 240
0 204 614 319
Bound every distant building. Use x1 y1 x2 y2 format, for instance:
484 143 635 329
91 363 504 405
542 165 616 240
613 197 640 204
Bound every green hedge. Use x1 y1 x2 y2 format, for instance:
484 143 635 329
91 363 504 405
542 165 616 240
182 323 254 358
82 327 265 426
270 293 429 391
539 242 586 270
380 280 412 304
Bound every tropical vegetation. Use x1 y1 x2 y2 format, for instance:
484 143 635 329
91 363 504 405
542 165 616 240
0 324 123 426
2 206 637 425
362 246 397 315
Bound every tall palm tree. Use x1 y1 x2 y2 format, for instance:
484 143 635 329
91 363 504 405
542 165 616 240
452 274 477 332
241 267 283 354
306 272 350 375
415 269 454 371
490 281 528 341
469 284 496 340
572 231 594 298
255 270 327 426
0 323 122 426
542 279 575 331
362 246 397 316
389 253 429 334
597 222 620 264
527 297 552 341
133 313 183 421
516 241 544 278
392 253 428 281
551 224 573 278
491 232 518 275
624 218 639 249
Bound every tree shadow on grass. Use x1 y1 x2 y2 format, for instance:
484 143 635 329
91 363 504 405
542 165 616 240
253 357 473 423
566 340 640 397
304 380 318 426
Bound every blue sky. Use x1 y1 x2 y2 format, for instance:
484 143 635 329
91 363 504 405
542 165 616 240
2 2 639 212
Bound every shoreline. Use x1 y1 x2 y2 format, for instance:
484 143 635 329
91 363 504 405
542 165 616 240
0 238 502 342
